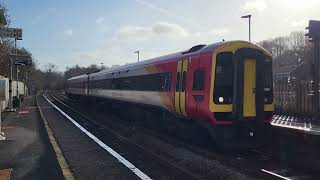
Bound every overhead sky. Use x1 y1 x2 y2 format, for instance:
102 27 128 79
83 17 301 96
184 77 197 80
5 0 320 71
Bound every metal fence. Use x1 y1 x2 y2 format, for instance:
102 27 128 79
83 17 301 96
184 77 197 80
274 81 317 117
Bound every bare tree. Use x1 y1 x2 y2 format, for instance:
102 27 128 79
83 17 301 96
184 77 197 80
64 64 103 80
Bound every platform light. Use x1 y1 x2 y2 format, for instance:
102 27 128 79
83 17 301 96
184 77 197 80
241 14 252 41
134 51 140 62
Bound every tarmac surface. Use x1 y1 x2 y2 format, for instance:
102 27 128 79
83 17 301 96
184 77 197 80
0 96 63 180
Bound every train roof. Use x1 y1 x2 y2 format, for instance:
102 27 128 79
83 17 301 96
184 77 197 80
90 41 227 77
68 74 88 81
68 40 270 80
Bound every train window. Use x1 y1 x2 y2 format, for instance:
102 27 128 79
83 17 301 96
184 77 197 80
92 73 172 91
163 73 171 91
111 79 117 89
176 72 181 91
193 69 205 91
92 79 95 88
214 52 233 104
181 71 186 92
104 79 112 89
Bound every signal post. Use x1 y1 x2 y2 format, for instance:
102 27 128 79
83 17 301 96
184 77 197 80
306 20 320 118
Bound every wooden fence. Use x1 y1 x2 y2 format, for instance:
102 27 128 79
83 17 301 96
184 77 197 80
274 81 316 117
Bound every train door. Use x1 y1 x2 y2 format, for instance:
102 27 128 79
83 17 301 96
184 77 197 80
186 55 208 119
175 59 189 116
186 56 199 116
233 49 265 121
243 59 256 117
86 75 90 95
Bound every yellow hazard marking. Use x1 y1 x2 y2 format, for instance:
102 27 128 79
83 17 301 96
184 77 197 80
1 126 15 130
180 59 188 116
210 41 274 113
243 59 256 117
174 60 188 116
36 94 75 180
174 60 182 115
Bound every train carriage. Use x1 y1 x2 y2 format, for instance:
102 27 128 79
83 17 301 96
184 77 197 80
66 40 274 147
67 74 89 96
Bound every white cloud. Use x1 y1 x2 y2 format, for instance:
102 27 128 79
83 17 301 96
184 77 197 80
115 22 231 42
152 22 189 37
116 26 152 40
277 0 318 11
63 29 73 36
134 0 193 24
290 20 308 27
241 0 267 12
134 0 170 17
72 45 133 67
95 17 104 24
207 28 231 36
283 18 308 27
71 22 231 68
116 22 190 40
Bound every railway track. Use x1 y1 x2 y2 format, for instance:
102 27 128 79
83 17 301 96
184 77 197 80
50 91 319 180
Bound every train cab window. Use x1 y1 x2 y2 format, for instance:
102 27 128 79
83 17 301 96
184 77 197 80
214 52 233 104
192 69 205 91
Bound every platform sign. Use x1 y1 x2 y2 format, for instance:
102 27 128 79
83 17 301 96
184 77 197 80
0 27 22 40
14 60 32 66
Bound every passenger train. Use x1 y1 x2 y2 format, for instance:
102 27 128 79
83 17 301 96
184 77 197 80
66 40 274 147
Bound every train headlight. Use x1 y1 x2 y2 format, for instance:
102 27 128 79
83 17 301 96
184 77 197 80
219 97 224 103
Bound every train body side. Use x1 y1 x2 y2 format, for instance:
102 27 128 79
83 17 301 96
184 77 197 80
66 40 274 127
66 74 88 96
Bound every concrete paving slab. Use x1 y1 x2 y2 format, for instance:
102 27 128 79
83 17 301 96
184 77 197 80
0 96 64 180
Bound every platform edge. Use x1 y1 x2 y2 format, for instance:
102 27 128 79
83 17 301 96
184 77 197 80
36 93 76 180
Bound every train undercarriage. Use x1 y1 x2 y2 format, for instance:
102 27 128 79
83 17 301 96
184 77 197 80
66 92 272 150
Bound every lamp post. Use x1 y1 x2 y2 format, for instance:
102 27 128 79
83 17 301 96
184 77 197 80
241 14 252 41
16 67 19 101
134 51 140 62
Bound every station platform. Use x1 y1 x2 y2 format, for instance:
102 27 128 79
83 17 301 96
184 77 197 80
0 96 63 180
271 114 320 135
0 93 143 180
37 93 141 180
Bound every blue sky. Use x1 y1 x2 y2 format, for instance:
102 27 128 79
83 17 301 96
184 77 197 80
4 0 320 71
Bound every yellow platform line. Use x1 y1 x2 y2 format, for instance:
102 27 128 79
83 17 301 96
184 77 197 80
36 94 75 180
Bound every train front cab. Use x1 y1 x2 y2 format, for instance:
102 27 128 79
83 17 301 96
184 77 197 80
209 41 274 148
